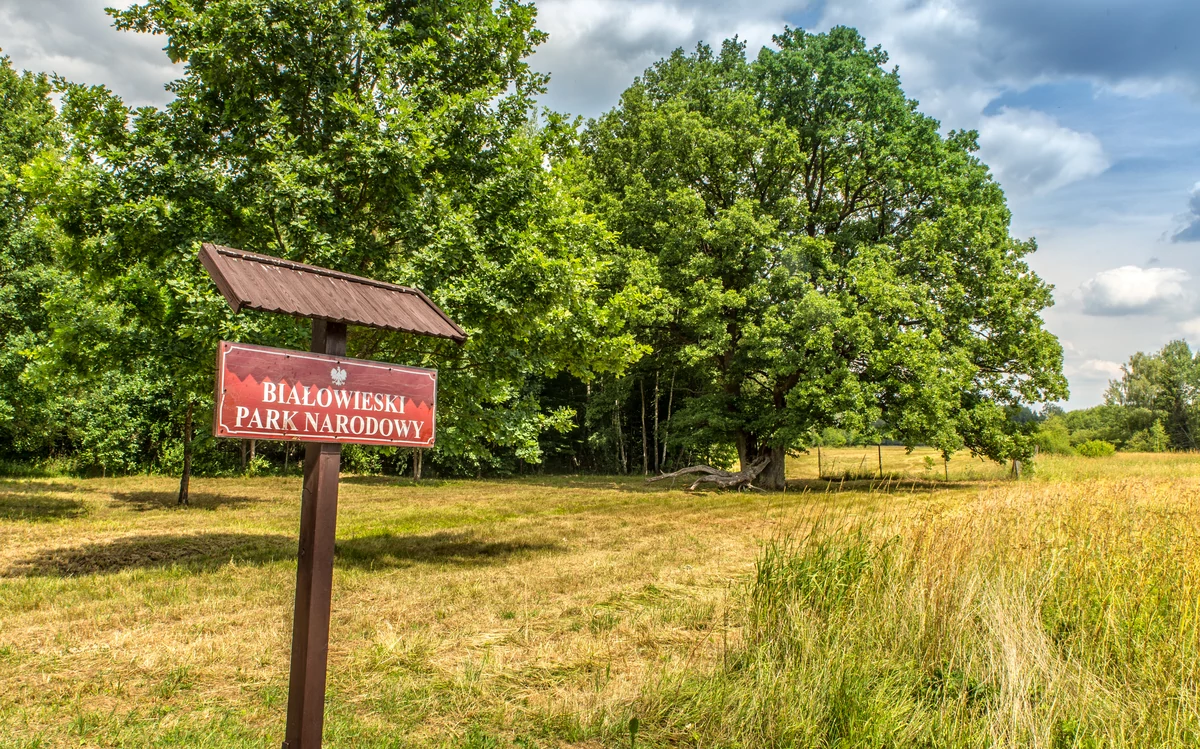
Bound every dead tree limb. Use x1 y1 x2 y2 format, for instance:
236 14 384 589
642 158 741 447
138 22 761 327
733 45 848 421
646 455 772 491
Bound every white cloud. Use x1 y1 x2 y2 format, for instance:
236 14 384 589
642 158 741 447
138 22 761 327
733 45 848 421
0 0 177 107
1078 359 1123 379
1180 317 1200 338
1079 265 1191 316
977 108 1109 195
531 0 795 117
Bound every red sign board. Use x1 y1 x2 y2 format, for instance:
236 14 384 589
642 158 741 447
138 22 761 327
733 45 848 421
214 341 437 447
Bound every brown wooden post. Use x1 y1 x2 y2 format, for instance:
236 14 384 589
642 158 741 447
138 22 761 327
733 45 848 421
283 319 346 749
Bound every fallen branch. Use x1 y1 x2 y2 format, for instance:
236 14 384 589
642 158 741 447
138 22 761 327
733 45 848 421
646 455 772 491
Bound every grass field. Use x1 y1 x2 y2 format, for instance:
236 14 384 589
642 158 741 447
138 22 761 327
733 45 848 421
2 447 1199 747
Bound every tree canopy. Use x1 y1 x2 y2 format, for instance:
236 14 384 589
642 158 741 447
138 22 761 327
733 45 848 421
7 0 646 476
0 57 66 461
581 30 1066 487
0 17 1068 484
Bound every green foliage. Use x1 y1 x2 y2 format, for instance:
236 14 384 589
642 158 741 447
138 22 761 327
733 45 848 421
1075 440 1115 458
1106 340 1200 450
819 427 848 448
1034 416 1074 455
582 28 1065 485
0 56 65 460
1040 340 1200 455
4 0 646 476
1126 420 1169 453
2 16 1076 480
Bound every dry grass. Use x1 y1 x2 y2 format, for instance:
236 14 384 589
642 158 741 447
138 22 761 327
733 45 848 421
1 451 1198 747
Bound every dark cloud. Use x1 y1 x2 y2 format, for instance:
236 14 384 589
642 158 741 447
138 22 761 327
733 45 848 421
969 0 1200 94
1171 184 1200 242
0 0 178 107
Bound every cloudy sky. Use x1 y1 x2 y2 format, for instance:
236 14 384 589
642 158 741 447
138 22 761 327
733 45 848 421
2 0 1198 407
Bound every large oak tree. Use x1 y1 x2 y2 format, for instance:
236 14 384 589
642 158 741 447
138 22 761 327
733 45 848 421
583 30 1066 489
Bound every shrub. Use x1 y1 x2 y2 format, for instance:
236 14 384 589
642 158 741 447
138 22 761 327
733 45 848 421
1035 416 1074 455
1076 439 1116 458
819 427 848 447
1125 421 1169 453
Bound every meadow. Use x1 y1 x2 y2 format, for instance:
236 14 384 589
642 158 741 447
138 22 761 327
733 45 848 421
2 448 1198 747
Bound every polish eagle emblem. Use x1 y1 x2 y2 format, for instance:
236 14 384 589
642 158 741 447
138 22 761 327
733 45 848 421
330 366 348 386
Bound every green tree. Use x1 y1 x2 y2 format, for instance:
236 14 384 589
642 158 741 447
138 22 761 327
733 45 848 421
37 0 645 480
1106 340 1200 450
583 30 1066 488
0 55 65 462
1126 420 1169 453
1034 415 1073 455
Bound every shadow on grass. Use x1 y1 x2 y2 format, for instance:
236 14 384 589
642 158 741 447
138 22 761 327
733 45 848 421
5 532 295 576
0 480 83 495
6 530 562 577
0 492 88 522
109 491 258 512
335 531 564 569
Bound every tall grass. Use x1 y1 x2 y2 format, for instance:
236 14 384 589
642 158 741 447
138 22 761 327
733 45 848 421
634 484 1200 747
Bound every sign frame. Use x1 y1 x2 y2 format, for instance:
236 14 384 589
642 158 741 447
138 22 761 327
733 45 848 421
213 341 438 448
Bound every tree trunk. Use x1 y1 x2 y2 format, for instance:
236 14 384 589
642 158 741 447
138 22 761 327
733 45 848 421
178 401 193 506
614 396 627 474
640 379 648 476
249 439 256 467
647 454 771 491
653 371 660 474
735 431 786 490
759 445 787 491
661 371 675 470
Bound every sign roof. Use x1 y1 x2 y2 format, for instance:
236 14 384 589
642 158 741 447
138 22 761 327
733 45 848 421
199 243 467 342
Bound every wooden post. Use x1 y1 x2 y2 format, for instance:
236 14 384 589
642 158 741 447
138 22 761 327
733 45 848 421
283 319 346 749
877 443 883 478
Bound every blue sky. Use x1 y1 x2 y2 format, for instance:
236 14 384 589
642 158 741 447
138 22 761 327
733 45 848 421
2 0 1198 407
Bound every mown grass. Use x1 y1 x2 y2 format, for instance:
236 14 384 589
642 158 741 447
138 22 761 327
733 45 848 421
1 450 1198 747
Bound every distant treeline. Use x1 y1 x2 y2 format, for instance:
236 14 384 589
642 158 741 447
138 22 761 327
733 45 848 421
1 3 1067 483
1035 340 1199 455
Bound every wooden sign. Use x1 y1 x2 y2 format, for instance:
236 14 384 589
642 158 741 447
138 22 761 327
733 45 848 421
214 341 436 447
202 245 467 749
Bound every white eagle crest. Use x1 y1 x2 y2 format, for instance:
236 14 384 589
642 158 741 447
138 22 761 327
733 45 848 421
330 366 348 386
